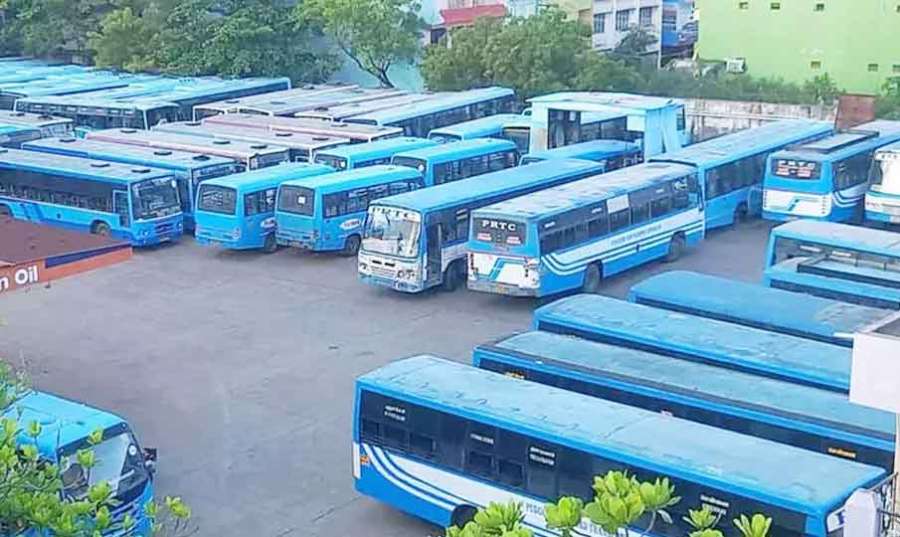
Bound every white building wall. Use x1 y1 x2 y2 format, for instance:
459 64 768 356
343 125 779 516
592 0 662 52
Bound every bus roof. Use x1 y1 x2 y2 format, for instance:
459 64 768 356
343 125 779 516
428 114 523 137
0 65 89 84
0 124 39 136
87 128 290 159
194 84 357 113
234 86 402 116
525 139 641 160
479 330 895 442
773 120 900 161
297 93 442 121
316 137 436 160
0 147 174 184
372 158 603 213
534 294 852 392
0 111 73 128
345 87 514 124
153 122 350 150
22 137 236 171
280 165 422 193
772 220 900 255
475 162 695 221
203 113 404 140
529 92 683 112
201 162 333 190
4 73 158 98
360 355 884 513
652 120 834 168
393 138 517 162
628 271 891 343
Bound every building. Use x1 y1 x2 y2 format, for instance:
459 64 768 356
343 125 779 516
592 0 694 53
508 0 592 22
695 1 899 95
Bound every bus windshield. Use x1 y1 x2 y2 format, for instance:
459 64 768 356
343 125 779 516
870 156 900 195
132 178 181 221
772 158 821 180
428 133 461 144
278 185 315 216
362 206 420 258
391 156 427 174
197 184 237 215
773 237 900 274
501 127 530 153
59 431 149 501
314 154 349 171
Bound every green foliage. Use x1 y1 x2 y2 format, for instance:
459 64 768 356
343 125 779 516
89 5 161 72
803 74 841 104
612 26 658 68
734 514 773 537
684 505 720 532
544 496 583 537
300 0 423 88
446 502 532 537
691 530 726 537
420 17 501 92
584 471 646 534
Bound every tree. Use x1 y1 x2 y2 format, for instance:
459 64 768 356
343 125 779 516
446 501 532 537
301 0 423 88
420 17 500 92
612 26 658 69
11 0 119 60
89 6 160 72
803 74 841 105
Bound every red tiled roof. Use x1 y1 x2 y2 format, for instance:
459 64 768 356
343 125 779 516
439 4 507 27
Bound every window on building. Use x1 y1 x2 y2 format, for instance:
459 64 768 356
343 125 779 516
593 12 606 33
814 2 825 11
738 1 749 8
770 2 781 9
894 64 900 74
810 60 822 70
615 9 633 31
639 7 654 27
869 63 880 72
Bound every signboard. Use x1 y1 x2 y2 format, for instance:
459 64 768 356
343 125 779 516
0 261 43 295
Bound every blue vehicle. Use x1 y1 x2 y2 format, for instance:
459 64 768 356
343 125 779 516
497 111 632 155
195 86 406 120
344 87 517 137
0 124 41 147
1 72 156 110
467 163 704 297
533 294 852 392
427 114 524 144
5 390 157 535
313 137 437 171
652 119 834 229
23 136 242 231
762 121 900 222
519 139 643 170
294 93 440 123
474 330 896 470
276 165 425 255
204 113 404 144
391 138 519 186
358 159 603 293
0 148 183 246
355 355 884 536
0 109 74 137
194 162 333 252
865 141 900 224
628 271 892 347
763 220 900 309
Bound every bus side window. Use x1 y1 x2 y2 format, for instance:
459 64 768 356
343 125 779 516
434 162 452 185
557 447 594 501
835 153 872 189
526 442 558 499
464 423 496 478
609 209 631 232
114 191 130 227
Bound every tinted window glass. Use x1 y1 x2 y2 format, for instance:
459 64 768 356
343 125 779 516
197 185 237 215
278 185 315 216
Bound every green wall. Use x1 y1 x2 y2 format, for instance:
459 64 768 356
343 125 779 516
696 0 900 94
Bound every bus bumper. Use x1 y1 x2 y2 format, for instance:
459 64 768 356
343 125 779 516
467 279 538 297
195 236 243 250
130 220 183 247
359 273 426 293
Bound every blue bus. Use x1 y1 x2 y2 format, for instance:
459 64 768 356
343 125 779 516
519 139 642 170
427 114 523 144
763 220 900 309
533 294 852 392
344 87 517 137
1 72 157 110
0 124 41 147
152 121 349 163
355 355 884 536
865 141 900 225
496 111 632 155
391 138 519 186
0 148 183 246
763 121 900 222
313 137 437 171
651 120 834 229
203 113 404 144
467 163 704 297
275 165 425 255
194 86 406 120
194 162 333 252
473 330 896 470
23 136 241 231
628 271 892 347
295 93 445 123
358 159 603 293
5 390 158 535
0 110 74 137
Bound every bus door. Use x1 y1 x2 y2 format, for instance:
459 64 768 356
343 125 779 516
114 190 130 228
425 223 442 286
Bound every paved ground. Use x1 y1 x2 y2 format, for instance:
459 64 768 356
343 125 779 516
0 218 776 537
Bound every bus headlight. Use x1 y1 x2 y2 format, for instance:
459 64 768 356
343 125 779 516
398 270 416 280
359 262 369 273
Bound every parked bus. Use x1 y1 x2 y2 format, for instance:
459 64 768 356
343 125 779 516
475 330 895 469
0 148 183 246
295 93 441 123
0 124 41 147
865 140 900 225
391 138 519 186
344 87 517 137
1 72 156 110
193 86 404 120
651 119 834 229
355 355 884 536
203 113 404 143
358 159 603 293
152 121 349 163
763 220 900 309
5 390 158 535
23 136 241 230
468 163 703 297
427 114 523 144
314 137 436 171
86 128 290 170
519 139 642 170
0 110 73 137
762 121 900 222
628 271 892 348
276 165 425 255
194 162 333 252
533 294 852 392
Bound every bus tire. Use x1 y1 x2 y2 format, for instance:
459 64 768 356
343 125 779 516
0 204 10 217
340 234 361 257
733 203 748 225
262 233 278 254
441 261 464 292
450 505 479 528
664 233 686 263
91 221 111 237
582 264 602 294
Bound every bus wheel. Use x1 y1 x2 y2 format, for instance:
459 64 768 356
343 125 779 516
582 264 602 294
664 233 686 263
441 262 463 292
734 203 748 225
262 233 278 254
340 235 361 257
450 505 478 528
0 205 10 217
91 221 111 237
